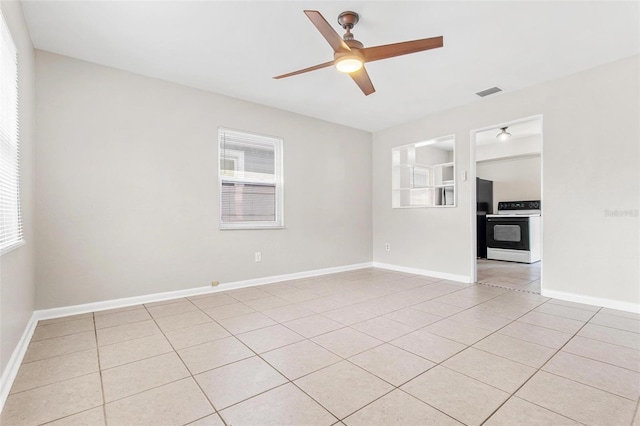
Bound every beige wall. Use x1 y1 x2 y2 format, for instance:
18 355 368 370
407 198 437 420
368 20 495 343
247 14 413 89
373 118 472 277
373 55 639 307
0 0 35 375
34 51 372 309
1 7 636 393
476 156 541 213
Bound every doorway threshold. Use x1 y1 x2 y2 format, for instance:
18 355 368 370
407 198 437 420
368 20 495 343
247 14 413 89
476 258 541 294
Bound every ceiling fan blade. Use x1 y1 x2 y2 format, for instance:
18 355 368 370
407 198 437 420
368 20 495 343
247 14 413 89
273 61 334 79
350 66 375 96
363 36 443 63
304 10 351 53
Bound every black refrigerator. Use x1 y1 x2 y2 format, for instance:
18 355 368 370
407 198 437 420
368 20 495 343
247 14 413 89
476 178 493 258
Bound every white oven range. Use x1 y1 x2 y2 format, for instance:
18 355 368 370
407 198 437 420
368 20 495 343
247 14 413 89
486 200 541 264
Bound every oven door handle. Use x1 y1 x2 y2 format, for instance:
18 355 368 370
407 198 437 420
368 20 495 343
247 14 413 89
487 218 528 223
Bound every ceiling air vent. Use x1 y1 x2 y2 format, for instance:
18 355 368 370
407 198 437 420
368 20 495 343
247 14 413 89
475 87 502 97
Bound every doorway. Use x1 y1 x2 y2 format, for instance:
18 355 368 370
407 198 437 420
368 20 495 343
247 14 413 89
470 115 543 293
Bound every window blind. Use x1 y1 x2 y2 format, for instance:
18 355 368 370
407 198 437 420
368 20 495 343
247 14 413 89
218 128 283 229
0 12 23 253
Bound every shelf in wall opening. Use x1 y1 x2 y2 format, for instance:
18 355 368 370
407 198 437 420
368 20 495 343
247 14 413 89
394 187 438 191
394 204 457 209
434 184 455 188
435 162 454 167
396 163 434 169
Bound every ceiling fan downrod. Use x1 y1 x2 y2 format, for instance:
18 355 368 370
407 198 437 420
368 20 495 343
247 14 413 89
337 11 359 41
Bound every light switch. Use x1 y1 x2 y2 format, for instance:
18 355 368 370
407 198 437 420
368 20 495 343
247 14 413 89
461 171 468 181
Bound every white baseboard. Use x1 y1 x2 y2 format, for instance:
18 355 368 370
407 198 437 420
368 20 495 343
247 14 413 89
541 289 640 314
36 262 373 320
372 262 472 284
0 261 372 412
0 312 38 411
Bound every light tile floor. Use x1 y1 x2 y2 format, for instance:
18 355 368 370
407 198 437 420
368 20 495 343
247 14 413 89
2 268 639 425
478 259 542 294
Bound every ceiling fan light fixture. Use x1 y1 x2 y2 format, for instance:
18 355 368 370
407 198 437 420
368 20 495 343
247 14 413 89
497 127 511 141
335 55 363 73
273 10 444 95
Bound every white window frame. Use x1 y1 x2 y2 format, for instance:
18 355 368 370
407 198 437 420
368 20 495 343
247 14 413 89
218 128 284 230
0 11 24 254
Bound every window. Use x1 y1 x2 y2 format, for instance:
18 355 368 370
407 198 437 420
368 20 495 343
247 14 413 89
218 128 283 229
0 12 23 253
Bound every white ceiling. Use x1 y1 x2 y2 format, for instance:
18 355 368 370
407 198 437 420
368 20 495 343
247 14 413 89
475 117 542 146
21 1 640 132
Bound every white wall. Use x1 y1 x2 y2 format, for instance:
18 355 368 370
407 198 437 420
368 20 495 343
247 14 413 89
415 145 451 166
0 0 35 377
476 155 541 213
373 55 639 308
35 51 372 309
476 135 542 162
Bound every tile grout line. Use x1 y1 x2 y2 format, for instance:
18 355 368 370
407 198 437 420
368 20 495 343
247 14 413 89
29 313 110 426
552 345 640 375
28 323 95 344
90 286 632 425
632 398 640 426
21 313 105 426
16 336 98 366
185 291 379 423
349 287 593 425
188 301 343 425
9 269 638 426
71 307 207 413
331 361 462 424
97 287 512 354
563 332 640 353
271 277 514 422
6 370 99 398
478 306 603 425
142 299 226 426
196 274 460 421
214 313 344 423
538 368 639 402
95 272 544 424
387 291 557 424
92 312 109 426
208 279 538 423
381 287 538 353
581 320 640 335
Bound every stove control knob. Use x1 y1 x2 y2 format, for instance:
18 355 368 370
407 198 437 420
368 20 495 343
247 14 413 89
533 202 539 208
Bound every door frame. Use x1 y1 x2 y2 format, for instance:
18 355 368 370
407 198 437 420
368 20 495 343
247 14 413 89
468 114 544 285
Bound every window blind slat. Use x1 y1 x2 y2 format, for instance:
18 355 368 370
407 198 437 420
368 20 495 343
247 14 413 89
220 183 276 222
0 11 23 253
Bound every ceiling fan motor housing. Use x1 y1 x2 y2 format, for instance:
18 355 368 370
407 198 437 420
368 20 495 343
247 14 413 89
335 39 364 63
345 39 363 49
337 11 359 29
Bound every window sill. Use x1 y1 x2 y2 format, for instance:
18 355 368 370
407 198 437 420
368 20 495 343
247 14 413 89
219 224 285 231
1 239 25 256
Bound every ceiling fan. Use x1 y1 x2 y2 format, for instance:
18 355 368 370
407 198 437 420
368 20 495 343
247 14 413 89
273 10 444 96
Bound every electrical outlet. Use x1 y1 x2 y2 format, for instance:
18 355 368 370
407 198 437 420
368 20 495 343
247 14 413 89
255 252 262 262
385 243 391 251
211 281 219 287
